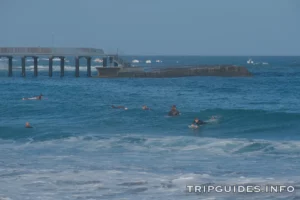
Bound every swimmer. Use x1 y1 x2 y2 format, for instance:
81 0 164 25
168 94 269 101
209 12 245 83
25 122 32 128
142 105 150 110
206 115 219 123
192 117 206 125
111 105 128 110
168 105 180 116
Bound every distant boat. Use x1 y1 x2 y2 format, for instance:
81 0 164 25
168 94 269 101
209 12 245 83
132 59 139 63
247 59 254 64
156 60 162 63
145 60 151 64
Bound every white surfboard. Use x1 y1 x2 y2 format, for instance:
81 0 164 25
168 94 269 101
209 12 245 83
188 124 198 129
22 97 38 100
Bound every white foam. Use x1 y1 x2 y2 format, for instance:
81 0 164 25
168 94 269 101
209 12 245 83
10 134 300 160
0 65 98 72
1 134 299 199
94 58 103 63
39 58 49 61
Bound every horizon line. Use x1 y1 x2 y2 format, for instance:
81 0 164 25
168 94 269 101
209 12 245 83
118 54 300 57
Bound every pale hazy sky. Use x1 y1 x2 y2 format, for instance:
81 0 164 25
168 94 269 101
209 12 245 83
0 0 299 55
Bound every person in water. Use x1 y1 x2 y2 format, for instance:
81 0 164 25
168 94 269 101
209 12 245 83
111 105 128 110
25 122 32 128
192 117 206 125
142 105 150 110
36 94 43 100
168 105 180 116
23 94 43 100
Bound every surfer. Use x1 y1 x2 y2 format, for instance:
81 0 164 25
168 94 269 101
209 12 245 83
111 105 128 110
36 94 43 100
168 105 180 116
142 105 150 110
23 94 43 100
192 117 206 125
25 122 32 128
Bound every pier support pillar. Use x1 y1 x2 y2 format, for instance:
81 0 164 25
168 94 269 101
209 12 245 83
103 57 108 67
21 57 26 77
60 57 65 77
109 56 113 67
87 57 91 77
49 57 53 77
75 56 80 77
33 56 38 77
8 56 13 77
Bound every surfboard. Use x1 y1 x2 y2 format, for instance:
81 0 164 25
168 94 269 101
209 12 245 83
188 124 198 129
22 97 47 100
22 97 38 100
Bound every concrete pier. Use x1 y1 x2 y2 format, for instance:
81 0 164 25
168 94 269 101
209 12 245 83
109 56 113 67
1 47 249 79
60 57 65 77
0 47 113 77
33 56 38 77
21 57 26 77
103 57 108 67
87 57 91 77
8 56 13 77
75 56 80 77
49 57 53 77
96 65 252 78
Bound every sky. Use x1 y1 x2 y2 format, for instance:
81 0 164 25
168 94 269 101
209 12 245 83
0 0 299 55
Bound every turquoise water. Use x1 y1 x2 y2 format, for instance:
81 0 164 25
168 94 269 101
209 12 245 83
0 56 300 199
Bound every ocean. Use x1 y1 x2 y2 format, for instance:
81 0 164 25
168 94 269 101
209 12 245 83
0 56 300 200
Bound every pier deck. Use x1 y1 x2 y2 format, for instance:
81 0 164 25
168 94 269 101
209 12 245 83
0 47 104 57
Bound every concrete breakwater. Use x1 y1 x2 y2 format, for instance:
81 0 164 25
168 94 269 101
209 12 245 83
96 65 252 78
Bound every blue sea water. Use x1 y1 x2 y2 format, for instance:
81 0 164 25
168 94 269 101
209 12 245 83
0 56 300 200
